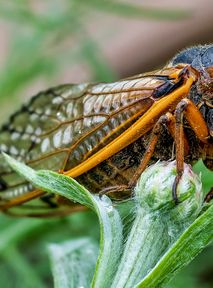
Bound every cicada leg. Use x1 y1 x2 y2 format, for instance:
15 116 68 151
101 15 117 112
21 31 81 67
98 115 173 198
99 184 131 200
99 112 189 200
173 98 209 202
131 98 208 203
128 112 189 189
172 101 187 203
101 97 209 203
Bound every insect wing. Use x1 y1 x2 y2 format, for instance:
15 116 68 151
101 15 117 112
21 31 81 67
0 67 182 213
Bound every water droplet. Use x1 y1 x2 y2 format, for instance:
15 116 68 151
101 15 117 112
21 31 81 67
100 195 113 213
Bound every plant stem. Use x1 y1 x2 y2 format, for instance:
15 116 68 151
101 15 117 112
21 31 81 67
111 208 174 287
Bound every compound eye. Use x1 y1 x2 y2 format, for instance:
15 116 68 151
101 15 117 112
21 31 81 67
172 47 201 65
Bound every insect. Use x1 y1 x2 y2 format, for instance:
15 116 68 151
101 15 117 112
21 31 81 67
0 45 212 217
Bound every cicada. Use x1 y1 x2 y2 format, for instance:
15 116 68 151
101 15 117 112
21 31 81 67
0 45 212 217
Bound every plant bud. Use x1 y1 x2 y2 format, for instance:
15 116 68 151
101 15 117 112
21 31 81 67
135 161 204 221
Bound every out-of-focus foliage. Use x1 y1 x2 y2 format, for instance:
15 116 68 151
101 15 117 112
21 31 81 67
0 1 212 287
0 0 189 121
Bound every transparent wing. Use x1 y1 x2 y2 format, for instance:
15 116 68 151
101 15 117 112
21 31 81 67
0 66 180 206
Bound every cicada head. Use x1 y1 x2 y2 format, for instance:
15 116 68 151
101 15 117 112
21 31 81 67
172 45 213 137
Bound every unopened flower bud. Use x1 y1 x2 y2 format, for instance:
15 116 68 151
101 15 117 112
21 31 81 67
135 161 204 221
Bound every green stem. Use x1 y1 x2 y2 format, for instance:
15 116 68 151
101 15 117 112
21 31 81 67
137 204 213 287
111 204 196 288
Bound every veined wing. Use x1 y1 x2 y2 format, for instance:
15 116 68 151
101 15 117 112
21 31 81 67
0 66 182 202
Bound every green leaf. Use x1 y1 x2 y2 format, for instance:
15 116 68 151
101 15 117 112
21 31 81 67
0 218 48 252
136 204 213 288
193 160 213 193
48 238 99 288
3 246 46 288
3 153 123 288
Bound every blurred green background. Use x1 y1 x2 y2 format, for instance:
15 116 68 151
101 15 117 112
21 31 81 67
0 1 212 287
